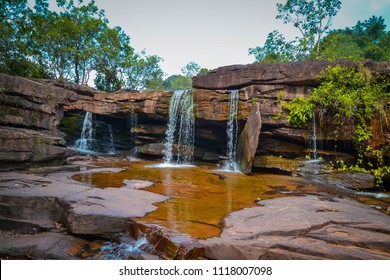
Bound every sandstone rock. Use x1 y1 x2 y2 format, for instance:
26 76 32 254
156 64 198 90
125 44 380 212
237 103 261 174
302 172 376 190
0 74 78 106
0 127 75 171
202 195 390 259
194 89 250 121
196 127 225 142
67 91 172 121
36 79 99 98
134 124 166 136
137 143 166 157
257 132 306 157
126 220 205 260
272 127 309 144
253 155 302 174
202 151 222 162
0 232 88 259
0 170 168 238
123 179 154 189
0 74 83 170
192 60 390 90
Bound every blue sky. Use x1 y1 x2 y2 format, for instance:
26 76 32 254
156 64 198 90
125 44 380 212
51 0 390 76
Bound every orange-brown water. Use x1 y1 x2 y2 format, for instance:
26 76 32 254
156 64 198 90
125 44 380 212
73 160 390 239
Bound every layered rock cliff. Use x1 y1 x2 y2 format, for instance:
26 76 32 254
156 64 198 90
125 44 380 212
1 59 389 173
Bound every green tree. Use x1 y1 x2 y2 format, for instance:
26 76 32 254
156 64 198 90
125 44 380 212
319 16 389 61
181 61 201 77
249 0 342 62
0 0 34 75
124 52 164 91
94 26 134 92
248 30 296 62
163 75 191 90
30 0 108 83
319 32 364 60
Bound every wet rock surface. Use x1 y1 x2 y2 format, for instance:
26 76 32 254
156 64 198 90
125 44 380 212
0 167 167 239
202 195 390 259
0 163 389 260
0 232 93 259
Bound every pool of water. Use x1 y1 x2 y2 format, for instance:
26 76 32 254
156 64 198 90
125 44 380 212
72 159 390 239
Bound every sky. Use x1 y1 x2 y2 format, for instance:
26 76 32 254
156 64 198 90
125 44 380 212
54 0 390 77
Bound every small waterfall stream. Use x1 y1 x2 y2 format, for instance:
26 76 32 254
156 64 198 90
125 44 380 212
74 112 116 154
162 90 195 166
222 89 240 172
106 123 115 154
74 112 95 153
310 111 317 160
126 106 139 158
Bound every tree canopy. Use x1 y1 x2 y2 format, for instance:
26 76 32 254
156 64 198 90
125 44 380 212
249 0 389 63
162 61 208 91
0 0 164 91
320 16 390 61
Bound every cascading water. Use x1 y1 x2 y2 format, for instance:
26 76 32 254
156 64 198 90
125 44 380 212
301 110 322 175
162 90 195 166
127 106 139 157
310 111 317 160
99 237 149 260
222 89 240 172
74 112 116 154
74 112 95 153
177 91 195 164
106 123 115 155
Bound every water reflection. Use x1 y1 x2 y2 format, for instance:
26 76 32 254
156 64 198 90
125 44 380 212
72 160 390 239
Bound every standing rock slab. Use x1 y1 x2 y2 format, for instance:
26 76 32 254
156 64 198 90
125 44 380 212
237 102 262 174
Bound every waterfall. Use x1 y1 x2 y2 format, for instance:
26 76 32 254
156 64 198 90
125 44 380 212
106 123 115 154
310 111 317 160
177 91 195 163
74 112 116 155
74 112 95 153
223 89 240 172
163 90 195 165
127 106 138 156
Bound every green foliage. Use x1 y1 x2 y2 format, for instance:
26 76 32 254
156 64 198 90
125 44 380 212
161 61 206 91
163 75 192 91
0 0 37 76
1 0 164 91
319 16 390 61
249 1 389 63
249 0 342 62
283 97 314 128
249 31 296 63
181 61 201 77
285 65 390 186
